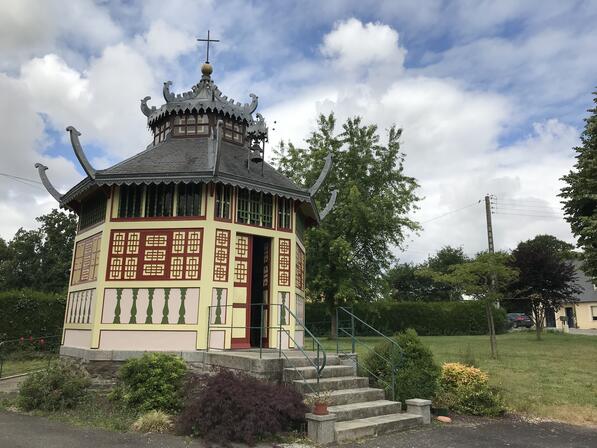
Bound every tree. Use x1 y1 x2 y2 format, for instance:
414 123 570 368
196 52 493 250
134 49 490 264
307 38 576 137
36 209 78 292
509 235 581 340
0 209 77 293
388 246 469 301
274 114 420 336
560 91 597 282
427 252 518 358
387 263 435 301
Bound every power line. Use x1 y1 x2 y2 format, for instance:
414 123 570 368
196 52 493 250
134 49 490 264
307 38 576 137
0 172 43 185
494 202 558 210
493 212 564 219
421 200 482 224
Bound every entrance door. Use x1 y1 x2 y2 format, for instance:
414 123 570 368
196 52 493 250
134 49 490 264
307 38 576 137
250 236 271 348
565 307 575 329
231 234 270 349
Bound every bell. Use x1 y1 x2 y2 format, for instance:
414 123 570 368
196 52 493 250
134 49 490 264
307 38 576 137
250 141 263 163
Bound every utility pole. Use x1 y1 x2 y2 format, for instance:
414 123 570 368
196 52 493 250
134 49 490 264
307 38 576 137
485 195 494 254
484 194 498 359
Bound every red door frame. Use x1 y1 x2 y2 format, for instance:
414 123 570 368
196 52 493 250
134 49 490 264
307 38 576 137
230 235 271 349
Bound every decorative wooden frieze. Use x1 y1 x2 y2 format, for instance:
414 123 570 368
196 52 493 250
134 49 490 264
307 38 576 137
210 287 228 324
234 234 250 285
65 289 95 324
106 229 203 281
296 244 305 291
102 288 200 324
71 233 102 285
213 229 231 282
278 238 291 286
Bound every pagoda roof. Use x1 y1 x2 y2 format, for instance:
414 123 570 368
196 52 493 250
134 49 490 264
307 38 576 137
141 70 258 126
38 61 337 223
59 136 312 206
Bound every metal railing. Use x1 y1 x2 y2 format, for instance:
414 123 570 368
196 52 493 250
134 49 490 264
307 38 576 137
205 302 327 393
0 335 61 378
336 306 402 401
279 303 326 393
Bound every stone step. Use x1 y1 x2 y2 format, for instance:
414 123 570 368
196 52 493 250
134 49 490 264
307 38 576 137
329 400 402 422
335 413 423 442
293 376 369 394
307 387 386 406
283 355 343 368
283 364 355 381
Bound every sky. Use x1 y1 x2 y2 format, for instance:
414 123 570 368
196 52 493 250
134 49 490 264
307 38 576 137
0 0 595 263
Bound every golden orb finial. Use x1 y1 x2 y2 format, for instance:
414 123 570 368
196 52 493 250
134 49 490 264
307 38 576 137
201 62 213 77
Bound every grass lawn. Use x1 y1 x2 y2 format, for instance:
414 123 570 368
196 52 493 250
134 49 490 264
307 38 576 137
0 356 57 378
313 332 597 426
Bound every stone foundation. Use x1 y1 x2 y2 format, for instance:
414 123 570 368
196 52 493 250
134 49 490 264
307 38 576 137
60 346 299 381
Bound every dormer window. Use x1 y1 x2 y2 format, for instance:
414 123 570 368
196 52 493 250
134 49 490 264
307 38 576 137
223 119 244 144
173 114 209 137
153 120 171 145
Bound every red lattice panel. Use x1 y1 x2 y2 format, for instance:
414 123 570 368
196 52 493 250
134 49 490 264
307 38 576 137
296 244 305 291
106 228 203 281
234 235 250 285
278 238 291 286
71 232 102 286
213 229 231 282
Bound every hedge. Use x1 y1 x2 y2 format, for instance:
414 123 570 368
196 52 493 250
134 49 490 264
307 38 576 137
306 301 507 337
0 289 66 341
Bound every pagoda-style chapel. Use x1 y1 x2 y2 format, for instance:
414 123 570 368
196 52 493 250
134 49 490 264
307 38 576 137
36 42 335 356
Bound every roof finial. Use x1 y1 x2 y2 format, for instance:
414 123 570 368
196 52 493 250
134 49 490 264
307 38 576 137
197 30 219 77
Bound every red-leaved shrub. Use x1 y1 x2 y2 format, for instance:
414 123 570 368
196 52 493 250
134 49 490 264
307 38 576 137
176 369 307 444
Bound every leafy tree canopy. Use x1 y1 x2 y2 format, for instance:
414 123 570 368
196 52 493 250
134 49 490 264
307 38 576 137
388 246 469 301
560 90 597 281
508 234 581 339
274 114 420 317
0 209 77 293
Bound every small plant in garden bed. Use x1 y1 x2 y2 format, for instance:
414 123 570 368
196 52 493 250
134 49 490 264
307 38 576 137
435 362 505 416
17 360 90 411
111 353 187 413
131 410 173 434
177 369 308 445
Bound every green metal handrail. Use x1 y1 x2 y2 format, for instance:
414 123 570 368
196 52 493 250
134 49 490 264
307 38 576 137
336 306 402 401
205 302 327 392
279 303 326 390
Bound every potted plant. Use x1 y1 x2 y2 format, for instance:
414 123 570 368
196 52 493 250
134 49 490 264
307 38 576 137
305 390 332 415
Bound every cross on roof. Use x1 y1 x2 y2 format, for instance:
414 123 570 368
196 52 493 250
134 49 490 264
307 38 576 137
197 30 219 63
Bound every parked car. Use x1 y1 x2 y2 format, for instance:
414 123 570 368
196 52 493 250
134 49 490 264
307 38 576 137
507 312 533 328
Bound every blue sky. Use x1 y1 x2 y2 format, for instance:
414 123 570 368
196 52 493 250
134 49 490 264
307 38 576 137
0 0 595 262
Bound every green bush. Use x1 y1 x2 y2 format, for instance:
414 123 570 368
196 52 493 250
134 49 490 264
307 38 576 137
112 353 187 413
0 289 66 340
435 362 505 416
306 301 508 337
17 360 90 411
361 329 440 403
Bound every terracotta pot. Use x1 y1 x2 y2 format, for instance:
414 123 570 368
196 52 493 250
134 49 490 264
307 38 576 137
313 402 329 415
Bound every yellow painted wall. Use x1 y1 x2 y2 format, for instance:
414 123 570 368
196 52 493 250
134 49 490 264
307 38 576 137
554 302 597 330
63 185 300 351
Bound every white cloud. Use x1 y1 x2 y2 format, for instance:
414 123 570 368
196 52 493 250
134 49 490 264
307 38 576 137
321 18 406 76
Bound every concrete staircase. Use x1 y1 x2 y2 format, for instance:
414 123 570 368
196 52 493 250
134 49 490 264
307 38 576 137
284 354 423 442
